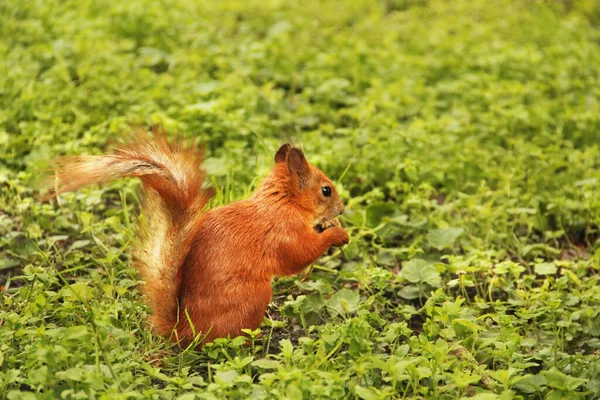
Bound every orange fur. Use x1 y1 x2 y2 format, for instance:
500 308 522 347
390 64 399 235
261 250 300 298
45 129 349 347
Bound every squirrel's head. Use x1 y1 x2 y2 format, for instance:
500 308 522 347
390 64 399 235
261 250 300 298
273 144 344 228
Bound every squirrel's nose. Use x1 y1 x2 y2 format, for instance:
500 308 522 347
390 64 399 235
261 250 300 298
339 207 344 216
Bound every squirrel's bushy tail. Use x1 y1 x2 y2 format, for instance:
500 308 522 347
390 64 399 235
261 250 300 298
46 128 212 338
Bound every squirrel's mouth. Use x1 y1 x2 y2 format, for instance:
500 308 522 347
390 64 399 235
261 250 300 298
314 218 340 233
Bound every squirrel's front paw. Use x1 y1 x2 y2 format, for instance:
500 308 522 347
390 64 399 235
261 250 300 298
325 227 349 247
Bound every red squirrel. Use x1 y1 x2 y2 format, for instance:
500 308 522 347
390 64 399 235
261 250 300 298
45 129 349 346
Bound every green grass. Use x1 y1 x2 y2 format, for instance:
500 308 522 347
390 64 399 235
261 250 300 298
1 0 600 398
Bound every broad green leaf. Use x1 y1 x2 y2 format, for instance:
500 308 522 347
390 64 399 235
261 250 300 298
215 370 238 384
7 391 38 400
252 359 280 369
452 319 480 337
398 285 422 300
428 228 464 250
365 203 397 228
400 259 442 287
534 262 557 275
512 374 548 393
542 368 586 391
68 240 91 251
354 386 380 400
285 384 303 400
327 288 360 316
62 326 89 347
56 368 85 382
451 368 482 389
175 394 197 400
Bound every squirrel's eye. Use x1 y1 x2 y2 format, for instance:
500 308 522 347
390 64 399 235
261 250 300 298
321 186 332 197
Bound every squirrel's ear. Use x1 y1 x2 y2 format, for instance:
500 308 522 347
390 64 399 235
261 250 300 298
287 148 309 189
274 144 292 163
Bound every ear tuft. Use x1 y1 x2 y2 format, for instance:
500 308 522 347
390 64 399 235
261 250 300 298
274 144 292 163
287 148 310 188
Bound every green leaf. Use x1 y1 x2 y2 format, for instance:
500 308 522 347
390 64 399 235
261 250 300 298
280 339 294 359
542 368 586 391
452 319 480 338
400 259 429 283
513 374 548 393
451 368 482 389
176 394 197 400
398 285 422 300
285 384 303 400
428 228 464 250
365 203 397 228
400 259 442 287
460 393 499 400
215 370 238 384
7 391 38 400
62 325 90 347
534 262 557 275
252 359 280 369
176 393 196 400
327 288 360 316
27 366 48 385
56 367 85 382
354 386 379 400
62 282 92 302
26 223 43 239
68 240 91 251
